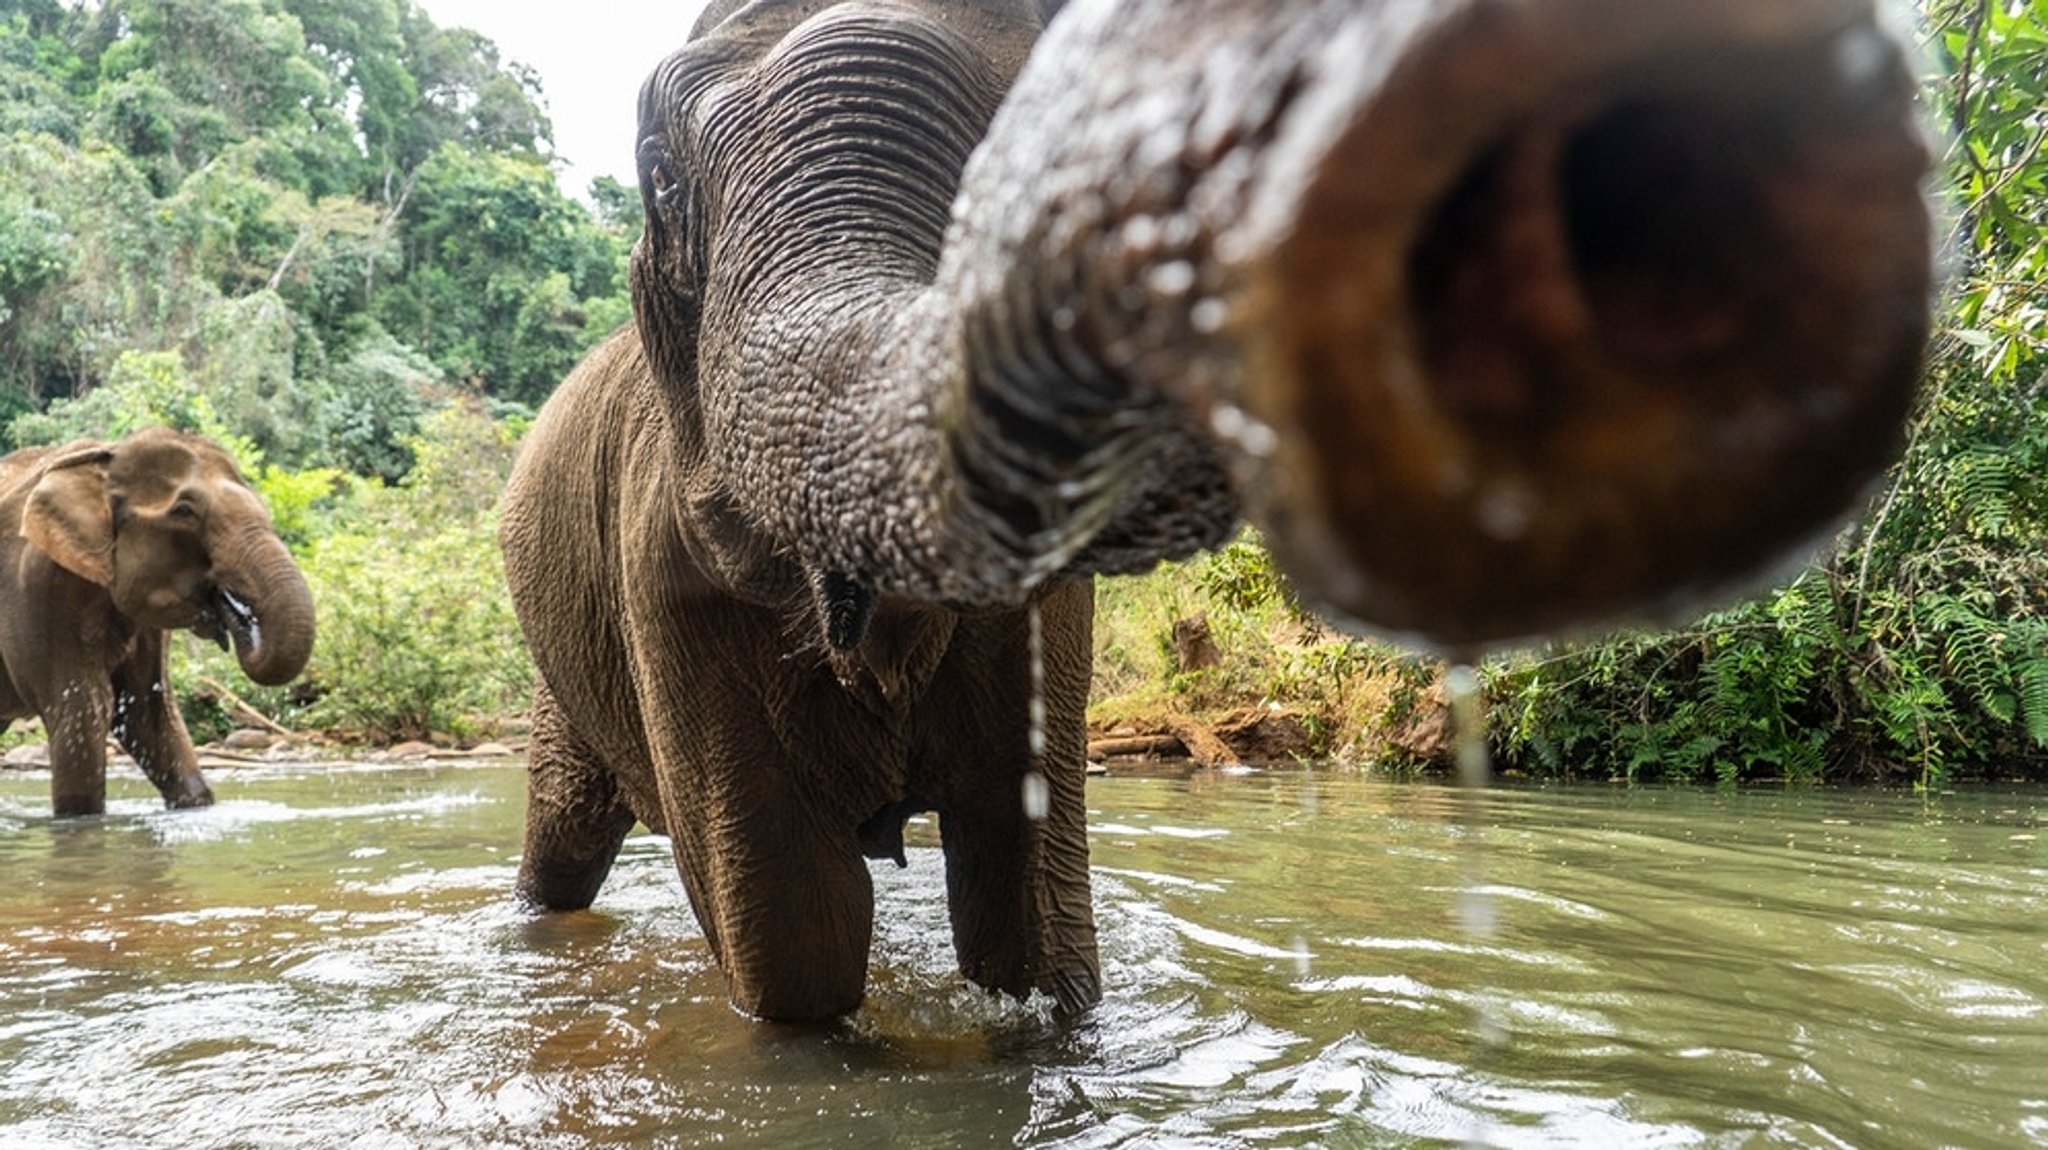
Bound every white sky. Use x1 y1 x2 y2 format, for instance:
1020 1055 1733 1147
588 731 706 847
412 0 712 199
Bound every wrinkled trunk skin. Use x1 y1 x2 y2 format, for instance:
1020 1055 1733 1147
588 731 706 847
215 526 316 687
743 0 1931 651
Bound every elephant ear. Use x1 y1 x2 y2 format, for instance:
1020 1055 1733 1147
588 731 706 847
21 443 115 587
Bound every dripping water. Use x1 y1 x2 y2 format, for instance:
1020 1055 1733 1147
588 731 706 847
1447 662 1506 1149
1021 600 1049 822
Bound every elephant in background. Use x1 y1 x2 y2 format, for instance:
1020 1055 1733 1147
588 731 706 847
0 428 316 817
499 0 1931 1020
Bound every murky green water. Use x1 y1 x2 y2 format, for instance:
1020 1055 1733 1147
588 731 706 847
1 761 2043 1148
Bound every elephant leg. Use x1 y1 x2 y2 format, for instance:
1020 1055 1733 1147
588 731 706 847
658 750 878 1021
928 580 1101 1013
634 643 878 1018
937 748 1100 1014
111 637 212 810
517 681 637 911
46 677 114 818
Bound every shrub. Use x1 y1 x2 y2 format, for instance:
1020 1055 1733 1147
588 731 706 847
1090 529 1438 764
294 403 529 743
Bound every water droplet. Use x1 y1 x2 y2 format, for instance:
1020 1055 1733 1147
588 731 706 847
1290 934 1312 978
1473 1011 1508 1049
1456 886 1495 937
1445 662 1506 1086
1022 602 1050 823
1021 771 1049 822
1120 214 1159 252
1832 24 1892 98
1446 664 1490 792
1146 260 1196 296
1190 298 1228 334
1208 403 1278 457
1474 481 1533 541
1027 603 1046 761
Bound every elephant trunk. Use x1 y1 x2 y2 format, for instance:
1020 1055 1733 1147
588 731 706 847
1235 0 1930 648
879 0 1929 648
707 0 1931 647
213 526 316 686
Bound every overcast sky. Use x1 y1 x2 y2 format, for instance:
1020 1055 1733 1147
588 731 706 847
412 0 712 198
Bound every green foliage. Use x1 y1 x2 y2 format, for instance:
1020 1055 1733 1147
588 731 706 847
0 130 202 398
1094 529 1436 763
10 348 259 465
0 0 622 434
374 144 628 403
292 403 530 743
1197 532 1306 621
0 8 88 140
0 1 624 746
250 461 349 549
318 325 433 479
294 517 526 744
1927 0 2048 379
0 196 69 328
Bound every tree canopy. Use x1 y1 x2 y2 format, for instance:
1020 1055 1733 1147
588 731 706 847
0 0 631 475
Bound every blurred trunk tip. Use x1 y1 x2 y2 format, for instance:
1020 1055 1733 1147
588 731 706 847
1235 5 1932 649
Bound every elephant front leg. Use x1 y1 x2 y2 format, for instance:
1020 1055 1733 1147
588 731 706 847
112 640 213 810
938 754 1101 1015
46 678 114 818
517 682 637 911
661 771 879 1022
930 582 1102 1014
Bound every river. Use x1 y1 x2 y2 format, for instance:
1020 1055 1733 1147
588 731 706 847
1 760 2043 1148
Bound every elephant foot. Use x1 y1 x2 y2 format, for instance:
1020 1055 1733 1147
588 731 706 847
518 686 639 910
164 783 215 810
729 965 867 1023
1043 961 1101 1018
706 858 876 1022
517 802 636 911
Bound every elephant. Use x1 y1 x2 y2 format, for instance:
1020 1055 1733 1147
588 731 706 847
497 0 1931 1021
0 428 317 817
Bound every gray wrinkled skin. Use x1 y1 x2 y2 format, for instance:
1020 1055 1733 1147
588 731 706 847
501 0 1101 1022
627 0 1931 639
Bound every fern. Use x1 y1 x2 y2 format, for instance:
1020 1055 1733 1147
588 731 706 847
1926 595 2025 724
2015 634 2048 748
1953 447 2017 539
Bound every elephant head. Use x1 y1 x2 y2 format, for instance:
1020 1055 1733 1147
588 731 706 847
21 428 316 685
637 0 1932 651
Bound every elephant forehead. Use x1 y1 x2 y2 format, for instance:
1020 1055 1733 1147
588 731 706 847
108 436 240 502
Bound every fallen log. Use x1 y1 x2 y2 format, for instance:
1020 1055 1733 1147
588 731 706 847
1163 714 1244 770
1087 734 1189 759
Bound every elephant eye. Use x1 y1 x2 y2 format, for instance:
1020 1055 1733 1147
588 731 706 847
167 501 200 521
639 135 680 205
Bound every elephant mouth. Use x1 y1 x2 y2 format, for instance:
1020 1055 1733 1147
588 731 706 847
196 586 261 658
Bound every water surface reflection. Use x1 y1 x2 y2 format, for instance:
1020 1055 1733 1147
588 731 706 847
1 763 2043 1147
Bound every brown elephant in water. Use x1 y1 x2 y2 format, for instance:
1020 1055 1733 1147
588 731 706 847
0 428 316 817
499 0 1931 1020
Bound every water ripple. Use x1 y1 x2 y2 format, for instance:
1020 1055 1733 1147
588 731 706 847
1 766 2044 1146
